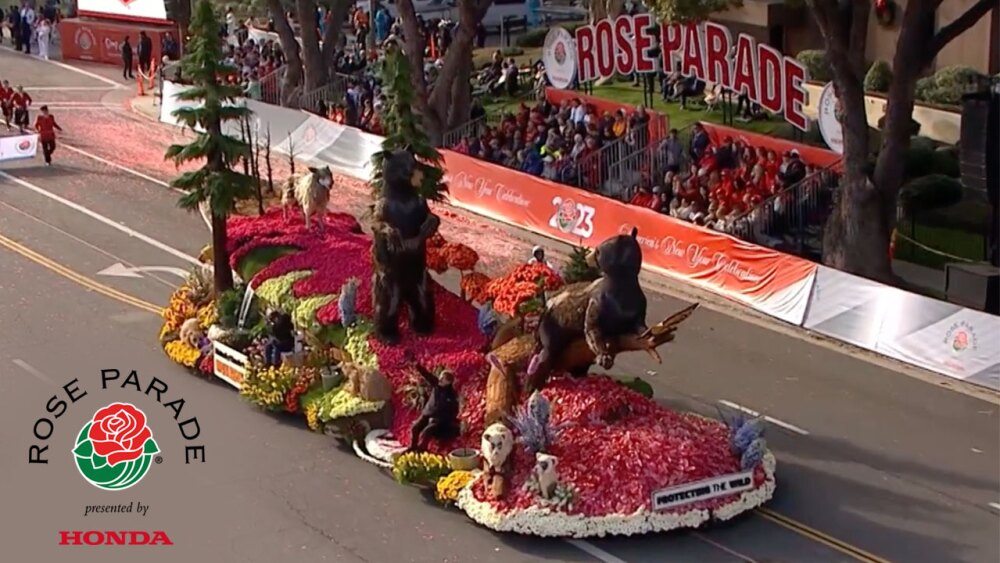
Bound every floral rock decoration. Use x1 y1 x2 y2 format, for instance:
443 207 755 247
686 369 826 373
160 207 777 538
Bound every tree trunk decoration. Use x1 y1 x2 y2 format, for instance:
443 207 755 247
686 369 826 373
484 304 698 426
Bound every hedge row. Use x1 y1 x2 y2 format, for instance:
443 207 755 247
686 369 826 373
794 50 990 106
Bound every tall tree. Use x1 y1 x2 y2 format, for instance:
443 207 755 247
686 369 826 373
646 0 996 282
166 0 257 293
371 45 449 202
265 0 354 104
806 0 997 282
397 0 493 145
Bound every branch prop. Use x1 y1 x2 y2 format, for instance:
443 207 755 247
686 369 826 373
483 303 700 426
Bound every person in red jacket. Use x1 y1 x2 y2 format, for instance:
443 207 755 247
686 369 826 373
33 105 63 166
11 85 32 134
0 80 13 130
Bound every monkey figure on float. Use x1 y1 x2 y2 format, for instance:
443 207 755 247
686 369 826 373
370 150 441 344
523 227 648 392
404 350 460 452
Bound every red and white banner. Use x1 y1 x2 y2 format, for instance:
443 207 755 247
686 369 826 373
78 0 169 24
0 134 38 162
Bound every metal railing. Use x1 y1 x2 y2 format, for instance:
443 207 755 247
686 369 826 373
727 166 841 260
574 135 632 195
260 64 287 106
299 75 348 114
443 115 488 148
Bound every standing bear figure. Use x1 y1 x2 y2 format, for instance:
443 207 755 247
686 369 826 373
525 227 647 391
370 150 441 344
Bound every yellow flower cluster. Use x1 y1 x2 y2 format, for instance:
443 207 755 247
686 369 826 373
197 303 218 329
392 451 452 486
162 287 197 334
240 364 299 411
305 401 322 431
293 294 336 332
165 340 200 368
255 271 310 309
315 387 384 422
435 470 475 504
344 322 378 368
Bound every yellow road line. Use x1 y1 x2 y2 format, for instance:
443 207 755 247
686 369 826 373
0 233 163 314
757 508 893 563
0 234 893 563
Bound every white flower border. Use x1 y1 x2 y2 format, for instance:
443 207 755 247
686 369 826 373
454 451 776 538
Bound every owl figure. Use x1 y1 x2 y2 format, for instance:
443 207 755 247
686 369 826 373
481 423 513 471
533 452 559 499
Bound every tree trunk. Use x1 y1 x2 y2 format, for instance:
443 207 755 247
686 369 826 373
321 0 354 80
297 0 329 92
423 0 491 144
166 0 192 39
211 207 234 292
267 0 305 107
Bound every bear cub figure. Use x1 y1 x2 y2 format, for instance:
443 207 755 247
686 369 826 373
525 227 647 391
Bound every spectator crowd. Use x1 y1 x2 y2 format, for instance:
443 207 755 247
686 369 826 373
626 123 816 233
450 89 656 191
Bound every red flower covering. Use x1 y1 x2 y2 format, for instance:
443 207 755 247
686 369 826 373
198 352 214 376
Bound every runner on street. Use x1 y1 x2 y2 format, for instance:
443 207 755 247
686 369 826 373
33 105 63 166
11 85 32 134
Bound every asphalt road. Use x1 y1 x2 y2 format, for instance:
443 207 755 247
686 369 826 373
0 48 998 563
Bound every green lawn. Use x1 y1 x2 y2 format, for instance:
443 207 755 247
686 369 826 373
894 220 987 270
236 245 300 282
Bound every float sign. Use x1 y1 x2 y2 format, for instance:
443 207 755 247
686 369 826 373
651 470 754 511
817 82 845 154
543 27 577 90
212 341 247 390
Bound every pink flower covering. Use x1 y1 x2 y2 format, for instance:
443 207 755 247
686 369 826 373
232 210 765 520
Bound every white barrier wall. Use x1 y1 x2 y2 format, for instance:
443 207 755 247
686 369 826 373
805 266 1000 389
0 133 39 162
158 82 1000 392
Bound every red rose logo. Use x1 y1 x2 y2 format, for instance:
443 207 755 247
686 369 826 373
88 403 153 466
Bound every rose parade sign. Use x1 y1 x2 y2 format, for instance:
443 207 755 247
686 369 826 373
564 17 810 131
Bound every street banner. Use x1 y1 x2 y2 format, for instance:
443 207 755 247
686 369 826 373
0 134 39 162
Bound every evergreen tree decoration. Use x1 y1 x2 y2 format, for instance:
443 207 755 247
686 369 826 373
370 44 448 202
165 0 256 293
561 244 601 284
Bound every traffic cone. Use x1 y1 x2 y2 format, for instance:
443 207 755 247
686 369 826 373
137 71 145 96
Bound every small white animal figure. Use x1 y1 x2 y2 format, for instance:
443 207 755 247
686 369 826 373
533 452 559 499
481 423 514 471
282 166 334 232
179 318 204 349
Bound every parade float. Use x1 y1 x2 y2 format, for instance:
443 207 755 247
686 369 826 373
157 34 774 538
158 200 776 538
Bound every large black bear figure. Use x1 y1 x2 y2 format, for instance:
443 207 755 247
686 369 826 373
525 227 647 391
370 150 441 344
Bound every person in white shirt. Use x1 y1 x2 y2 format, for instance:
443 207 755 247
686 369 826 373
36 18 51 60
528 246 555 269
570 99 586 125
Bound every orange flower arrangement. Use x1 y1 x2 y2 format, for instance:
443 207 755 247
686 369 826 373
441 242 479 271
460 271 492 303
483 263 564 317
425 246 450 273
